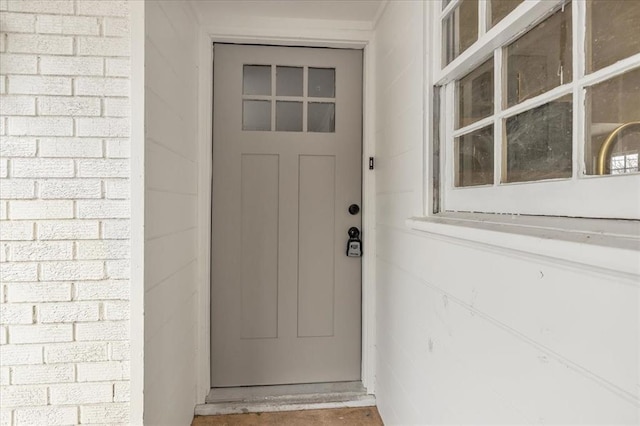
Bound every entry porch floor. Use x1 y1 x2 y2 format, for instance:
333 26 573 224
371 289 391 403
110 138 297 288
192 407 383 425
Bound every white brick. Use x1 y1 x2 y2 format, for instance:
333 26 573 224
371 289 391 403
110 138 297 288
8 200 73 219
14 405 78 425
103 301 128 320
105 139 129 158
0 326 6 345
40 55 103 76
0 179 35 199
40 179 102 199
0 344 43 365
104 17 129 37
0 367 9 386
0 385 47 407
38 138 103 157
36 14 99 35
37 220 99 240
6 282 71 303
7 75 71 95
105 259 128 279
104 97 129 117
101 220 129 239
113 381 129 402
0 34 5 54
105 58 129 77
41 260 104 281
6 33 72 55
104 179 129 199
7 117 73 136
6 0 74 14
80 402 129 424
9 324 72 344
76 77 129 97
76 320 128 341
0 262 37 281
38 96 101 116
9 241 73 261
0 221 33 241
0 407 10 426
0 159 7 177
12 363 74 385
77 0 129 17
0 137 37 157
45 342 108 363
49 382 113 405
77 200 130 218
75 279 129 301
0 95 35 115
77 240 129 260
0 304 33 324
12 158 74 177
78 159 129 178
110 341 129 360
0 54 37 74
78 36 129 57
78 118 129 137
77 360 129 382
0 12 35 32
38 302 100 323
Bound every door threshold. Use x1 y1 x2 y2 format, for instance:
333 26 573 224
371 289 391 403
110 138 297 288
195 381 375 416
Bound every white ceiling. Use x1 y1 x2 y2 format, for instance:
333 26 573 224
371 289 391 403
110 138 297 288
189 0 385 24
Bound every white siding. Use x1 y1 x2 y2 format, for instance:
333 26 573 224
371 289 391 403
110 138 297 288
143 1 200 425
373 2 639 425
0 1 131 424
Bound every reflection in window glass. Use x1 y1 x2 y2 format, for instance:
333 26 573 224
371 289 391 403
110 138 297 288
457 58 494 129
276 101 303 132
489 0 523 27
243 65 271 96
308 68 335 98
308 103 335 133
276 66 303 96
586 68 640 175
505 95 572 183
443 0 452 10
243 100 271 131
443 0 478 66
505 2 572 107
588 0 640 73
455 126 494 187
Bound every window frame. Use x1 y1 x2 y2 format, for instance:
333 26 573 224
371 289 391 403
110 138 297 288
432 0 640 219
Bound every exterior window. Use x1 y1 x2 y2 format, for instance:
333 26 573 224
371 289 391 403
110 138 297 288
436 0 640 219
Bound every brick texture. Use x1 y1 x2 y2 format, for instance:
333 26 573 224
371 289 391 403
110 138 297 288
0 1 131 423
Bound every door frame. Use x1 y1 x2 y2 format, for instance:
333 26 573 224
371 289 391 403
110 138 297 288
196 26 377 402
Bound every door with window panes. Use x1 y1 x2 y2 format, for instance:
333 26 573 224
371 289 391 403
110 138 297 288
436 0 640 219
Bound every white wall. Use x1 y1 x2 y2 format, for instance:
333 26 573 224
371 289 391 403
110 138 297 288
0 1 131 424
143 1 200 424
373 2 639 425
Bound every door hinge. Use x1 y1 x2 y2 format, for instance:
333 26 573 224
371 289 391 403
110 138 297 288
369 157 374 170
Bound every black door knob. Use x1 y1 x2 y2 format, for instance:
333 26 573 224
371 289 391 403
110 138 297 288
348 204 360 215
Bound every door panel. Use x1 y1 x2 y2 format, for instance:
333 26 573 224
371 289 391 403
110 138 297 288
212 44 363 387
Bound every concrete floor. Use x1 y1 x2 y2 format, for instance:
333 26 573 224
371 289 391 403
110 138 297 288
192 407 383 425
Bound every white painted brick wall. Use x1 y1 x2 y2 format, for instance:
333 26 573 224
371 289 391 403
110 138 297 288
0 1 131 424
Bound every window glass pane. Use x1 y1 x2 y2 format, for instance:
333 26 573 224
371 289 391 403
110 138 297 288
505 95 572 183
276 66 303 96
443 0 452 10
455 125 494 187
243 65 271 96
489 0 522 28
308 68 335 98
457 57 493 129
585 68 640 175
443 0 479 66
505 3 572 107
587 0 640 73
276 101 302 132
243 100 271 131
308 103 335 133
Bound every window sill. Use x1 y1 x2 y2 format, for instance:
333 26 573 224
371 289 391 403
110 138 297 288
406 213 640 277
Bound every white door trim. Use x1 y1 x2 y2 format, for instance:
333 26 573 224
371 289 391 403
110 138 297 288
195 26 377 402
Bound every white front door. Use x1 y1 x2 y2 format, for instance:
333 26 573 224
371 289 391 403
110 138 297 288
211 44 363 387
